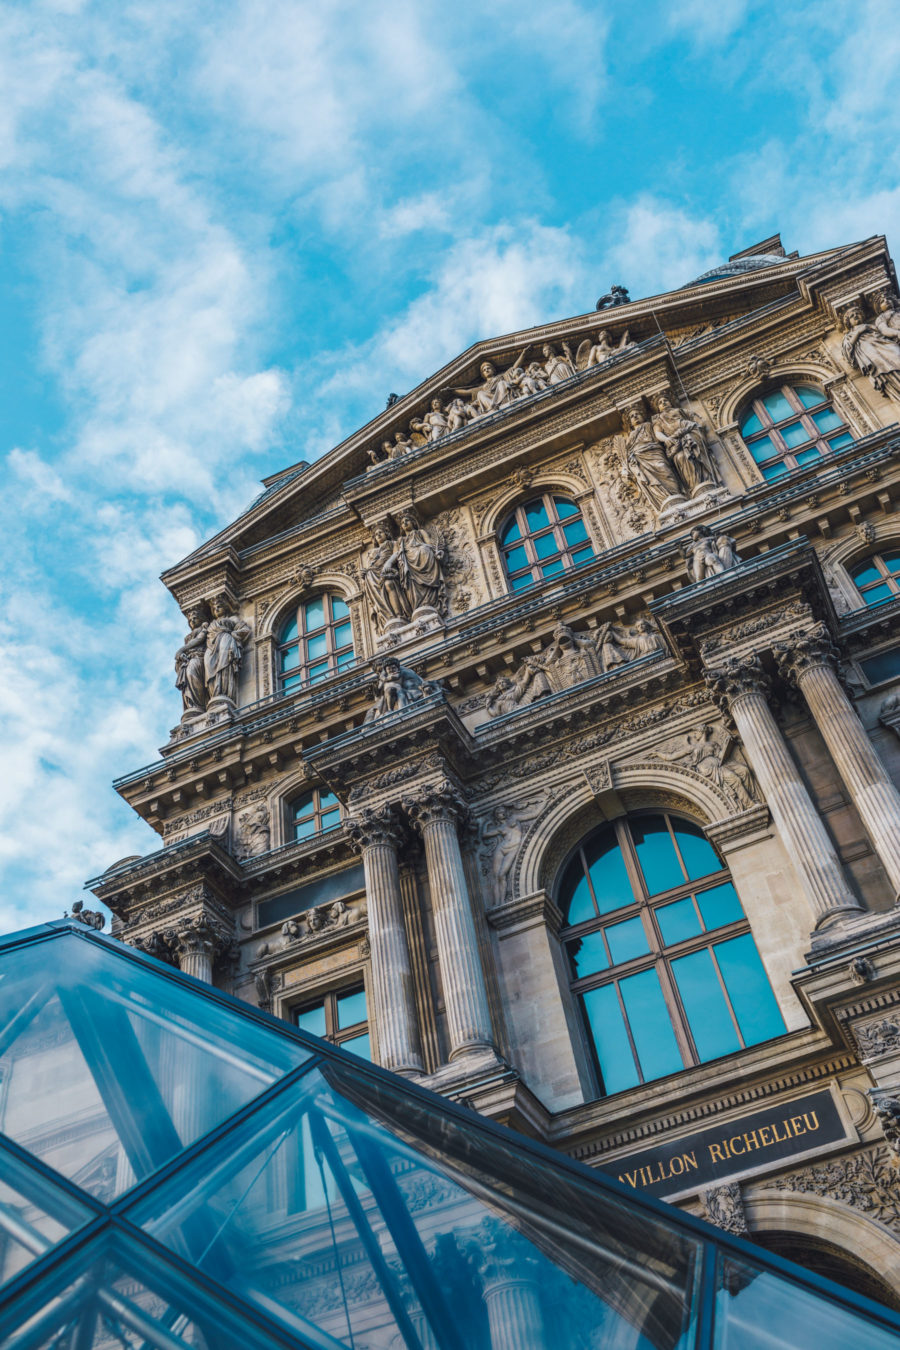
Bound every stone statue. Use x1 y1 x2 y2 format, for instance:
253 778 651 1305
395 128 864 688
389 430 414 459
410 399 449 443
362 523 409 631
541 342 576 385
576 329 634 369
68 900 105 930
841 301 900 402
452 351 529 417
364 657 439 722
235 804 270 860
652 393 718 495
394 510 445 616
651 722 759 811
596 284 630 310
616 616 665 660
368 443 388 468
508 364 546 398
685 524 741 583
543 621 602 689
174 607 209 719
445 398 471 432
204 598 252 708
480 798 545 902
619 406 686 513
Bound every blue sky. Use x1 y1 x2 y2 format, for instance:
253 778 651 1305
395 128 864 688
2 0 899 931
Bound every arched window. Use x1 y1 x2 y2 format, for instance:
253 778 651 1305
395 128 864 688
850 551 900 608
499 493 595 593
738 383 853 482
289 788 341 841
279 593 354 693
559 812 785 1095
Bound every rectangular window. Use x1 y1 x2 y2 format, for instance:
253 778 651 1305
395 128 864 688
294 985 370 1059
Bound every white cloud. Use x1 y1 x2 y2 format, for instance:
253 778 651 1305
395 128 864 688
604 197 722 295
8 448 72 504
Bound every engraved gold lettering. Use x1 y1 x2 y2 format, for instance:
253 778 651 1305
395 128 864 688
729 1136 746 1155
709 1143 726 1163
758 1125 773 1147
790 1115 806 1136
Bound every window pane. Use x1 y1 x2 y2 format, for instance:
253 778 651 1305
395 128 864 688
582 984 639 1093
562 854 597 924
309 661 330 682
572 546 594 565
280 615 298 643
697 881 744 931
780 421 809 449
306 631 328 660
542 558 565 578
762 461 789 481
715 934 785 1046
333 621 353 648
500 516 521 544
828 431 854 450
563 518 589 546
321 807 341 831
511 572 535 591
295 1003 327 1037
795 385 823 408
619 968 684 1082
852 560 882 587
748 434 776 463
291 792 314 819
673 819 722 880
331 596 349 620
554 497 579 518
762 390 794 421
795 447 821 465
342 1032 372 1060
280 645 300 672
283 673 301 692
812 407 842 432
884 552 900 574
862 583 893 606
504 544 529 572
534 530 561 560
303 596 325 630
337 652 355 671
567 929 608 977
739 409 762 436
656 897 702 945
860 648 900 684
632 815 682 895
525 499 550 531
293 815 316 840
319 790 339 812
605 916 649 964
585 828 635 915
671 949 741 1061
336 987 367 1029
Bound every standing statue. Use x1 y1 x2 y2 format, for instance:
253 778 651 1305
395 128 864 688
619 406 686 513
174 607 209 719
204 597 252 708
576 329 634 368
841 301 900 402
362 523 410 631
652 393 718 494
541 342 577 385
684 525 728 582
364 658 439 722
716 533 741 569
480 799 545 902
394 511 445 616
411 399 449 443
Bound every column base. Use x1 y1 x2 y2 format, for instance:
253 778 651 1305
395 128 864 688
422 1046 509 1094
806 904 900 959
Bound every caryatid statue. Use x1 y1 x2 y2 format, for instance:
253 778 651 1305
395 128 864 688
841 300 900 403
174 606 209 719
651 392 719 495
618 405 686 513
362 522 409 631
204 596 252 709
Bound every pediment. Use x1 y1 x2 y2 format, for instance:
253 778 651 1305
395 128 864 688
163 236 875 587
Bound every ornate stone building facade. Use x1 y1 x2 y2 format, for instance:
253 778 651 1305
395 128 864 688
92 232 900 1307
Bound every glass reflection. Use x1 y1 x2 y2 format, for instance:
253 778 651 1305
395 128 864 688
0 1143 95 1291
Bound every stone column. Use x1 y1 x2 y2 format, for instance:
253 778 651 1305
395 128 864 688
404 784 496 1061
775 625 900 899
705 656 861 929
172 909 236 984
478 1226 545 1350
346 808 423 1075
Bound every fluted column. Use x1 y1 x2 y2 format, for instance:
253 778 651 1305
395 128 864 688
775 625 900 899
705 656 861 929
346 809 423 1075
172 909 235 984
404 784 495 1060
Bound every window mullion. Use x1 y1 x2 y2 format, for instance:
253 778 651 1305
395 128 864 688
657 957 697 1067
708 945 746 1048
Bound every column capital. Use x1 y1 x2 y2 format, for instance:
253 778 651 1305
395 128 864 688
773 622 840 686
171 911 237 966
703 653 770 712
402 781 468 833
345 805 403 852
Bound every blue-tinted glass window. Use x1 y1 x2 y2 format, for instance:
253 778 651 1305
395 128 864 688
294 984 370 1055
278 592 355 692
559 814 782 1098
290 787 342 841
739 383 851 479
851 552 900 608
860 646 900 685
499 493 595 591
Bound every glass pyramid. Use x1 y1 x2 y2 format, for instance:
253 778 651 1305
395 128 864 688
0 921 897 1349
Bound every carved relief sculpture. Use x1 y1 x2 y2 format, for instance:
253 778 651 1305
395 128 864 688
235 803 271 861
841 299 900 402
576 329 634 369
257 897 367 956
364 658 441 722
451 352 529 418
174 607 209 721
541 342 576 385
648 722 760 811
362 523 409 633
480 797 545 902
394 509 445 617
204 596 252 711
703 1183 748 1236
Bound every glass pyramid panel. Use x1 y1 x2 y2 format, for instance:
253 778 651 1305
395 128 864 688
133 1062 702 1350
0 931 310 1198
0 1229 320 1350
0 1141 95 1291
